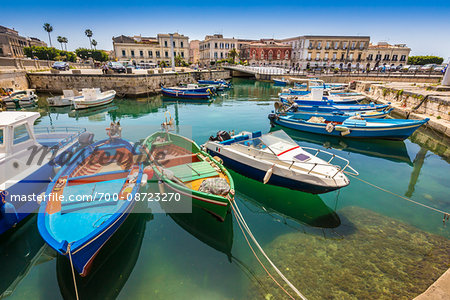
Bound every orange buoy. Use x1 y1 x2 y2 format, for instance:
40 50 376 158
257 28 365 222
143 166 154 181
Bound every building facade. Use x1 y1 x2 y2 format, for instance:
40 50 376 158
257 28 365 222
241 39 292 67
366 42 411 70
198 34 254 66
0 26 46 57
112 33 189 65
281 35 370 70
189 40 200 65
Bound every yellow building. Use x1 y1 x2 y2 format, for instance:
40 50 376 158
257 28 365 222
366 42 411 69
199 34 253 66
281 35 370 70
112 33 189 66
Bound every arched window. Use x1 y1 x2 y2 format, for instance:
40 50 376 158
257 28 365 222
252 50 256 60
277 50 281 59
285 50 289 60
260 50 264 60
268 50 273 60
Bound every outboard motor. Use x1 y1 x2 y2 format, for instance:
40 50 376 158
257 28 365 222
209 130 231 142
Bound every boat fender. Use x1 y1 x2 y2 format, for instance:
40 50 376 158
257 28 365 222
334 125 349 132
263 165 275 184
158 180 165 194
53 164 62 175
325 122 334 133
0 202 19 228
213 156 223 165
341 129 351 136
143 166 154 181
140 174 148 187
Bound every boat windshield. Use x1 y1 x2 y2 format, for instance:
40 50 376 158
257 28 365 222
234 130 299 156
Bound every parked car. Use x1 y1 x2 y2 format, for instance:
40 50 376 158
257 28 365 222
401 65 411 72
432 65 446 73
420 64 437 72
52 61 69 71
408 65 420 72
107 62 126 73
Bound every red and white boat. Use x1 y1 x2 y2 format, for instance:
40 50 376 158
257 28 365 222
73 88 116 110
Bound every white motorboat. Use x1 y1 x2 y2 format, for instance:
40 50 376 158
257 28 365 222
72 88 116 110
2 90 38 109
47 90 82 107
0 111 86 235
204 130 358 194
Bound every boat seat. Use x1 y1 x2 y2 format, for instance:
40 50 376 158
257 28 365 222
60 199 118 214
168 161 217 182
158 153 200 168
342 119 367 126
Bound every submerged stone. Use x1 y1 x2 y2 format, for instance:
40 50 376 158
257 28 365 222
248 206 450 300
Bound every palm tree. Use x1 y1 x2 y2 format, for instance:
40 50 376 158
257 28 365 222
62 37 68 51
91 39 97 50
85 29 93 49
43 23 53 47
57 36 64 50
228 48 238 64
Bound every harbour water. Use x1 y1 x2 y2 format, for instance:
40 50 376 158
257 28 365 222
1 78 449 299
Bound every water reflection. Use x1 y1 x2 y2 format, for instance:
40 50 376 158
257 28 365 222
272 125 413 166
230 170 341 229
56 213 152 300
0 215 51 297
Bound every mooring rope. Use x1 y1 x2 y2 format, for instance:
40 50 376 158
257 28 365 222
345 173 450 216
67 243 80 300
229 199 308 299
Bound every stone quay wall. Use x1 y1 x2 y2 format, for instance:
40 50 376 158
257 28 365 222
0 57 92 71
0 69 28 90
27 70 231 97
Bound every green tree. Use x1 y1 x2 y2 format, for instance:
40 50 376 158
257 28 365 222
228 48 238 64
75 48 108 62
24 46 76 62
91 39 97 50
57 36 64 50
407 56 443 65
43 23 53 47
174 54 189 67
85 29 93 49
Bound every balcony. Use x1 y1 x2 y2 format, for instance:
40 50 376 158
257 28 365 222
308 46 313 50
315 58 320 61
366 57 373 61
332 58 337 61
306 58 312 61
316 46 322 50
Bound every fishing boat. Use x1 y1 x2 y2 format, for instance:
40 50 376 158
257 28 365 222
0 111 86 235
269 113 429 140
204 130 357 194
197 79 231 90
273 78 288 86
1 90 38 109
143 131 234 221
37 136 144 276
161 87 212 100
47 90 81 107
280 88 364 105
175 84 217 93
72 89 116 110
280 99 390 113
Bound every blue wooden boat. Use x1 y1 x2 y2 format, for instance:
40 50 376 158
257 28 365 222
285 108 393 122
37 138 144 276
177 84 217 93
280 95 361 106
269 113 429 140
279 99 390 113
161 87 211 100
1 112 85 236
197 80 231 90
273 78 288 86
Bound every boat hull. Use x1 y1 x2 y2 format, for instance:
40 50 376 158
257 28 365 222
73 92 115 110
161 88 211 100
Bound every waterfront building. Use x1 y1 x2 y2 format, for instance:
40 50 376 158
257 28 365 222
281 35 370 70
0 26 46 58
241 39 292 67
366 42 411 70
189 40 200 65
199 34 253 66
112 33 189 66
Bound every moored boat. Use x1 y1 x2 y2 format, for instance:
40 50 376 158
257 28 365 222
47 90 82 107
204 130 356 194
37 137 144 276
143 131 235 221
0 111 86 235
269 113 429 140
161 87 212 100
273 78 288 86
72 89 116 110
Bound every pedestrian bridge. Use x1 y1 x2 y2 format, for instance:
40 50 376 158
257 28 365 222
223 65 294 76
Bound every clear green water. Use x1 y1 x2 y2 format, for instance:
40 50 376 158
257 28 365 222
1 78 449 299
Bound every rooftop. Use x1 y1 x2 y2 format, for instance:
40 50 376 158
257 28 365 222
0 111 40 126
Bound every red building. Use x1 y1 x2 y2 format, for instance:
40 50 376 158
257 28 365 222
241 39 291 67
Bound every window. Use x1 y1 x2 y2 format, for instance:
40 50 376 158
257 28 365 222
359 42 364 49
357 53 362 61
131 50 135 57
334 42 339 49
156 51 160 58
148 51 153 57
317 42 322 49
308 42 313 48
326 42 330 49
173 41 176 47
215 43 218 49
392 55 398 61
349 53 353 60
351 42 355 49
220 52 223 58
367 54 373 60
285 50 289 60
375 54 382 60
13 124 30 145
400 55 406 61
140 50 143 57
277 50 281 59
260 51 264 60
343 42 347 50
121 50 126 56
332 53 337 60
0 48 4 55
384 54 390 61
165 51 169 57
268 50 273 60
324 52 329 60
316 53 320 60
307 52 311 60
252 50 256 60
214 52 218 59
181 41 184 48
164 41 168 47
181 52 184 58
0 128 3 146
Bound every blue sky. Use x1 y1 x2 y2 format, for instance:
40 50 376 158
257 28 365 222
2 0 449 60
